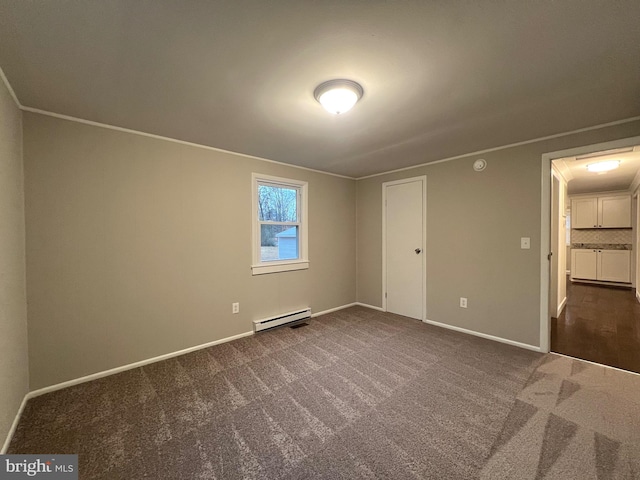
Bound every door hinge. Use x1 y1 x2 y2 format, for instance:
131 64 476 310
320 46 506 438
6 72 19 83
385 292 387 298
547 252 553 261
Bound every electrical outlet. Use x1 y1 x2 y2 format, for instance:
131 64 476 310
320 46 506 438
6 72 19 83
460 297 467 308
232 302 239 314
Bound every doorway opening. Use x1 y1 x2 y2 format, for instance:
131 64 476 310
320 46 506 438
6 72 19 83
541 137 640 373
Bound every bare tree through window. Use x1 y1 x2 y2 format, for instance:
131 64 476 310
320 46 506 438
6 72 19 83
258 183 299 260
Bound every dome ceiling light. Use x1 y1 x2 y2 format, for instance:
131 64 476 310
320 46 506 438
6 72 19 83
586 160 620 173
314 79 363 115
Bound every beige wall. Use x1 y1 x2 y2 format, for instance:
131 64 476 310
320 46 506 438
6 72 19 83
357 120 640 347
0 80 28 446
24 113 356 389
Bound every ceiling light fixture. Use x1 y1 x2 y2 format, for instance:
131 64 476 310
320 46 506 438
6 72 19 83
314 79 363 115
586 160 620 173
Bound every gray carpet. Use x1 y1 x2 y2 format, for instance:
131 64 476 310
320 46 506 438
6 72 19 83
8 306 640 479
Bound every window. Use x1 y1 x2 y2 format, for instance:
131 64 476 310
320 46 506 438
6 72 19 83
251 173 308 275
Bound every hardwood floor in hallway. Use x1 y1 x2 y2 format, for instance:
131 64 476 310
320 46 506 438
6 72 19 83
551 278 640 374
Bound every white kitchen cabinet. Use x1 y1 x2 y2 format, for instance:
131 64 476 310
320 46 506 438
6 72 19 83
572 197 598 228
571 194 630 228
599 196 631 228
598 250 631 282
572 249 597 279
571 249 630 283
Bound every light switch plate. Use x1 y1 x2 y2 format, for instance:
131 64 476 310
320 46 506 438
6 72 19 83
521 237 531 249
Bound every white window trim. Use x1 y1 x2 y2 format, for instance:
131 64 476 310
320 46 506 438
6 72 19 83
251 173 309 275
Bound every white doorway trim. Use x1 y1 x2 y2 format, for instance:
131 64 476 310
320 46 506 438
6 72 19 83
632 192 638 291
382 175 427 319
540 135 640 353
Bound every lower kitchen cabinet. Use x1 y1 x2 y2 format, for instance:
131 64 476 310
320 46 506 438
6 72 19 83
598 250 631 282
571 249 630 283
572 249 597 280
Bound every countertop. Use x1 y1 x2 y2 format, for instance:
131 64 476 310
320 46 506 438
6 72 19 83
571 243 632 250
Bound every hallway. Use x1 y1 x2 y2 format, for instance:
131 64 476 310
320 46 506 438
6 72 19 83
551 279 640 374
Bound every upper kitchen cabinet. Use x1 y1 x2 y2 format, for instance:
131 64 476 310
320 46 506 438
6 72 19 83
599 196 631 227
572 197 598 228
571 194 631 228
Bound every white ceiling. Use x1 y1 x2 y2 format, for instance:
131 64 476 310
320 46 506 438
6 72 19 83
1 1 639 178
554 146 640 195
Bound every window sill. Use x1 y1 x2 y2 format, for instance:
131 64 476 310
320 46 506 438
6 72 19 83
251 260 309 276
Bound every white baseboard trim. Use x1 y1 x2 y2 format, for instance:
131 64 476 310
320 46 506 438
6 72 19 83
570 278 632 288
556 296 567 317
1 393 30 454
636 290 640 303
422 318 542 353
311 302 387 317
29 330 254 399
311 303 357 317
354 302 385 312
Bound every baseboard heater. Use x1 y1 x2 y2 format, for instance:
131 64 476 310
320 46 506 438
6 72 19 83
253 308 311 333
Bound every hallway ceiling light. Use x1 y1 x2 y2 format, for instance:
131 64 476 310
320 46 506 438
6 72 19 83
314 79 363 115
586 160 620 173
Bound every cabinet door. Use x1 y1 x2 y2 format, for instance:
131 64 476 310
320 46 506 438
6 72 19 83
572 249 597 280
572 197 598 228
598 250 630 282
598 196 631 228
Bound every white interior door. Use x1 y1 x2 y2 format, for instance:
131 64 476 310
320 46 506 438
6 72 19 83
384 177 425 320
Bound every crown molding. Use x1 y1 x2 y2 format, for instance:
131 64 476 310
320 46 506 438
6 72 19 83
0 66 21 109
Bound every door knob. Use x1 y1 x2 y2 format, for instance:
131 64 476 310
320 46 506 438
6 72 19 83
415 248 422 254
